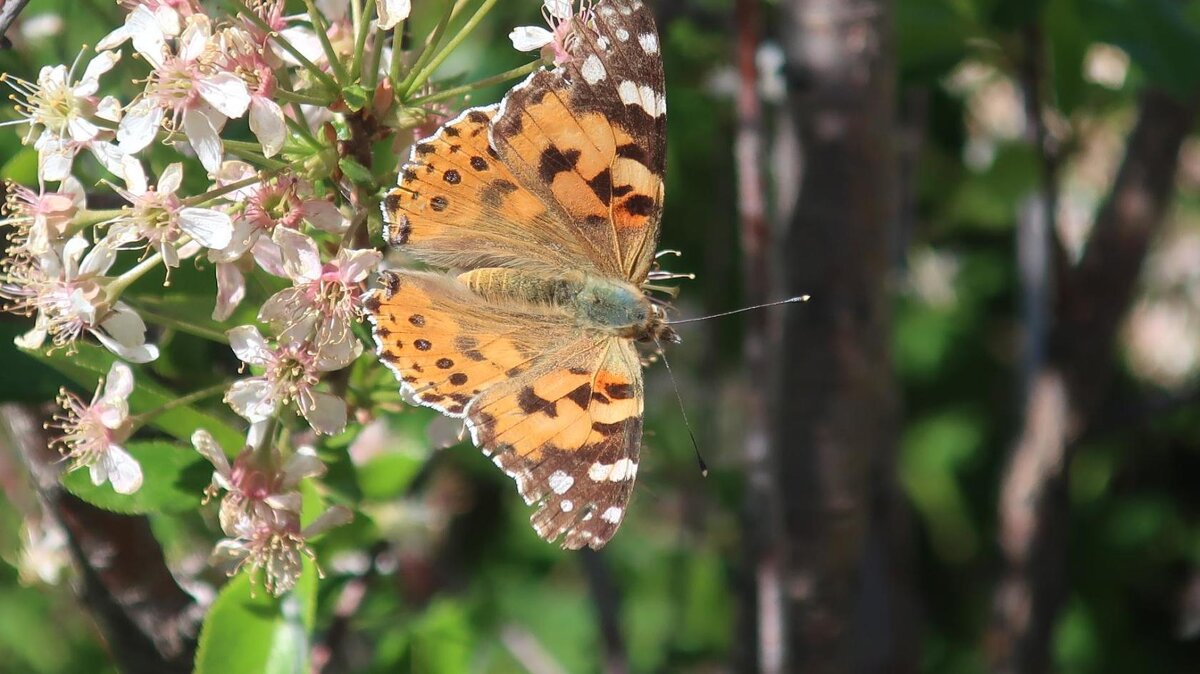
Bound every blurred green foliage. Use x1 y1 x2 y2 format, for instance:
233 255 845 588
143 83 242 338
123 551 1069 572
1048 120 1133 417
3 0 1200 672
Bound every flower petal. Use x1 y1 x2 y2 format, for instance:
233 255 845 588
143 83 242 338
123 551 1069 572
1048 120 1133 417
103 445 143 494
273 227 321 282
302 505 353 537
301 391 347 435
509 26 554 52
103 361 134 400
281 446 327 486
338 248 382 283
179 207 234 249
249 98 286 158
182 105 225 173
117 99 164 155
191 429 231 476
128 6 167 67
213 262 246 321
78 240 117 276
300 199 346 232
96 304 158 363
376 0 411 29
198 73 251 119
157 162 183 195
225 378 277 422
77 50 121 97
226 325 271 365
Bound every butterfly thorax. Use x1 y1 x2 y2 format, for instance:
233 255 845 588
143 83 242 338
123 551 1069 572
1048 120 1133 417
457 267 675 342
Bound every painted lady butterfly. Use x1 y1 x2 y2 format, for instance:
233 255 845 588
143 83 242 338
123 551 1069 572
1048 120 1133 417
366 0 670 549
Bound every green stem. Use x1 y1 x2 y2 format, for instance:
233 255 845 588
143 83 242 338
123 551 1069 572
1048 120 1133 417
70 208 124 230
182 172 275 207
389 23 405 85
227 0 338 91
364 24 385 92
105 253 162 301
274 88 333 106
408 60 540 107
403 0 500 99
350 0 372 80
130 381 229 425
396 1 457 95
225 143 290 171
302 0 350 84
131 305 229 343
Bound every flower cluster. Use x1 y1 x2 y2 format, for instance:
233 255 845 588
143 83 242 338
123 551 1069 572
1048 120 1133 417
2 0 563 595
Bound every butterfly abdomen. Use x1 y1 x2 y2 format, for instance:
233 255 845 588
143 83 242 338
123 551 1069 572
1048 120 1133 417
456 268 653 334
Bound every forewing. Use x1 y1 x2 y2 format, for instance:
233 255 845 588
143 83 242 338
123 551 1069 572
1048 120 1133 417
366 271 643 549
490 0 666 281
381 107 599 273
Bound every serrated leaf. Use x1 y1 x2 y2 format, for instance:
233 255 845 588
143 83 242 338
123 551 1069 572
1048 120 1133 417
338 158 375 187
193 561 318 674
22 342 243 453
60 440 209 514
341 84 370 111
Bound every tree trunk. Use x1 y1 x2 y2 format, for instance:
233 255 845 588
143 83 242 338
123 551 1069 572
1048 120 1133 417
770 0 916 671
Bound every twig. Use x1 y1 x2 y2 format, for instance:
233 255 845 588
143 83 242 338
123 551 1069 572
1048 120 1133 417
0 0 32 49
499 625 568 674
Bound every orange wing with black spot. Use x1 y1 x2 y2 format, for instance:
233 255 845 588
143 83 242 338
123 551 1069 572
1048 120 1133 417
366 271 644 549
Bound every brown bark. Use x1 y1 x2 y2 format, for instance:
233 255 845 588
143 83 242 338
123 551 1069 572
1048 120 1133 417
0 404 199 674
771 0 914 671
989 91 1199 674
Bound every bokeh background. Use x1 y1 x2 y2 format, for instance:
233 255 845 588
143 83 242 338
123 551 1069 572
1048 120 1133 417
3 0 1200 672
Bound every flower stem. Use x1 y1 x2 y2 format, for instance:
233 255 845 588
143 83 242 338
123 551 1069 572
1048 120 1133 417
364 24 386 92
408 60 540 107
131 304 229 343
403 0 500 99
105 253 162 301
182 171 277 207
395 0 457 95
302 0 350 85
350 0 373 80
389 24 405 85
227 0 338 91
130 381 229 425
224 142 290 171
70 208 124 231
274 88 333 106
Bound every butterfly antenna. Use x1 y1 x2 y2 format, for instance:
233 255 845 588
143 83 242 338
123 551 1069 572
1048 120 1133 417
667 295 811 325
653 338 708 477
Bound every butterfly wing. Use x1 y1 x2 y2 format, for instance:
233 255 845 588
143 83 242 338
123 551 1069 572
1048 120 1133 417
382 107 602 273
490 0 667 282
366 271 643 548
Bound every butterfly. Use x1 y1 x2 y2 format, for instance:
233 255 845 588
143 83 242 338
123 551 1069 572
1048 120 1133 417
366 0 671 549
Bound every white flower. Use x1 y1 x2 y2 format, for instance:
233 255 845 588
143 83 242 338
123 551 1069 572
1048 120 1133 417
509 0 592 65
2 236 159 362
376 0 411 29
193 428 327 534
1 50 127 181
47 361 143 494
18 519 70 586
119 13 250 171
96 0 198 52
2 177 86 257
224 325 348 435
210 504 351 597
104 162 234 269
259 228 379 363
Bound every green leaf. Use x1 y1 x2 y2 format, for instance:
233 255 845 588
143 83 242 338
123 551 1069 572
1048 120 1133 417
341 84 371 111
0 147 38 184
193 562 318 674
60 440 209 514
22 342 243 453
338 158 375 187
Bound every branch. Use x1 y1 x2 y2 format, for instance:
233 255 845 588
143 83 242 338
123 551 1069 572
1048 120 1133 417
989 90 1199 674
0 404 199 674
580 550 630 674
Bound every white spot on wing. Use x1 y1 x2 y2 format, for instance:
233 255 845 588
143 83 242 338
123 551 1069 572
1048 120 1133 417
601 506 623 523
581 54 606 84
615 28 630 41
617 80 666 117
588 461 611 481
638 33 659 54
549 470 574 494
560 499 574 512
587 458 638 482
